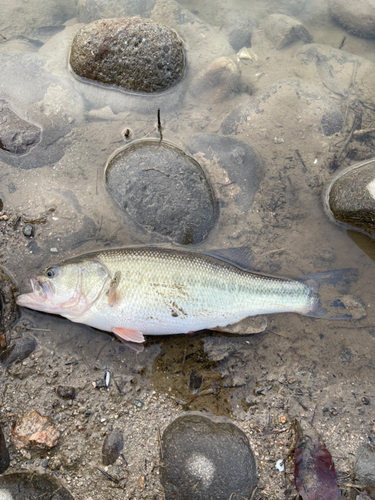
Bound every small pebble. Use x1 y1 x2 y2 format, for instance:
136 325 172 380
22 224 34 237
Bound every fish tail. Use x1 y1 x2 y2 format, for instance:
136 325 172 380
297 268 366 320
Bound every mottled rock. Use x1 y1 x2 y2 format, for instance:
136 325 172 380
186 134 262 211
77 0 156 23
328 161 375 235
355 444 375 486
0 100 41 155
12 410 60 450
221 13 256 51
106 141 216 245
221 78 342 137
330 0 375 38
23 224 34 237
56 386 76 399
0 472 74 499
102 429 124 465
190 57 240 103
0 428 10 474
160 413 257 500
0 337 36 369
70 18 185 93
260 14 312 49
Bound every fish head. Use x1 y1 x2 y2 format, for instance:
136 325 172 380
16 258 109 317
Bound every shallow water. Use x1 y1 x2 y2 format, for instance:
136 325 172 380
1 0 375 496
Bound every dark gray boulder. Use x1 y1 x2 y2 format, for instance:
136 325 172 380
186 134 262 211
0 472 74 499
70 18 185 93
221 78 342 137
221 13 256 51
0 427 10 474
160 412 257 500
328 160 375 235
0 100 41 155
106 141 216 245
355 444 375 486
0 337 37 369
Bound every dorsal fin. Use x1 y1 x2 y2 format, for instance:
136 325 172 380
202 247 253 270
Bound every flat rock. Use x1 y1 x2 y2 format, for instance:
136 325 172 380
106 141 216 244
160 412 257 500
70 18 185 93
355 444 375 486
221 78 342 137
102 429 124 466
12 409 60 450
260 14 312 49
330 0 375 38
186 133 262 211
328 161 375 235
0 337 36 369
0 472 74 500
77 0 156 23
0 100 41 155
190 57 240 103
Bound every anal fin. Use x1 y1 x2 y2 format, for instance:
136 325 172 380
112 327 145 343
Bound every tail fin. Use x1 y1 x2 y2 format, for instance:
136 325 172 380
297 269 366 320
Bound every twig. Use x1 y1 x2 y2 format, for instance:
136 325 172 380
0 33 6 40
157 108 163 143
259 248 285 257
338 36 346 50
97 467 119 483
353 128 375 136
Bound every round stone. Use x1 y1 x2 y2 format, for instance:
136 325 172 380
160 413 257 500
0 472 74 499
70 18 185 93
328 160 375 235
106 141 216 245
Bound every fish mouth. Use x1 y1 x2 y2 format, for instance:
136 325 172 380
16 275 54 311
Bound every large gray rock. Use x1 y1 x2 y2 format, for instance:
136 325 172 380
355 444 375 486
221 78 343 137
260 14 312 49
160 413 257 500
70 18 185 93
77 0 156 23
0 337 37 369
330 0 375 38
328 160 375 235
106 141 217 245
0 100 41 155
186 134 262 211
0 472 74 499
220 13 256 51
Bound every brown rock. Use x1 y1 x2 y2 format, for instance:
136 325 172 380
190 57 240 103
12 410 60 450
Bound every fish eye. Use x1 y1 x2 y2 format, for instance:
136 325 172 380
45 267 57 278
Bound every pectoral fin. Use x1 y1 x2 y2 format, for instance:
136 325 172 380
112 327 145 343
107 271 121 307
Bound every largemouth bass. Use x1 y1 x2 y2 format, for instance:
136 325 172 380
16 248 363 343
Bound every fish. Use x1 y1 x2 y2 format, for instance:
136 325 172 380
16 247 364 344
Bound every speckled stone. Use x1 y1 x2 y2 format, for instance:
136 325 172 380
160 412 257 500
329 161 375 235
70 18 185 93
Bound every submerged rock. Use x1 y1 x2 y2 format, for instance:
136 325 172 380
160 412 257 500
221 78 342 137
77 0 156 23
102 429 124 466
0 337 36 369
12 409 60 450
186 134 262 211
70 18 185 93
0 100 41 155
0 472 74 499
328 161 375 235
190 57 240 104
106 141 216 244
355 444 375 486
221 13 256 51
260 14 312 49
329 0 375 38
